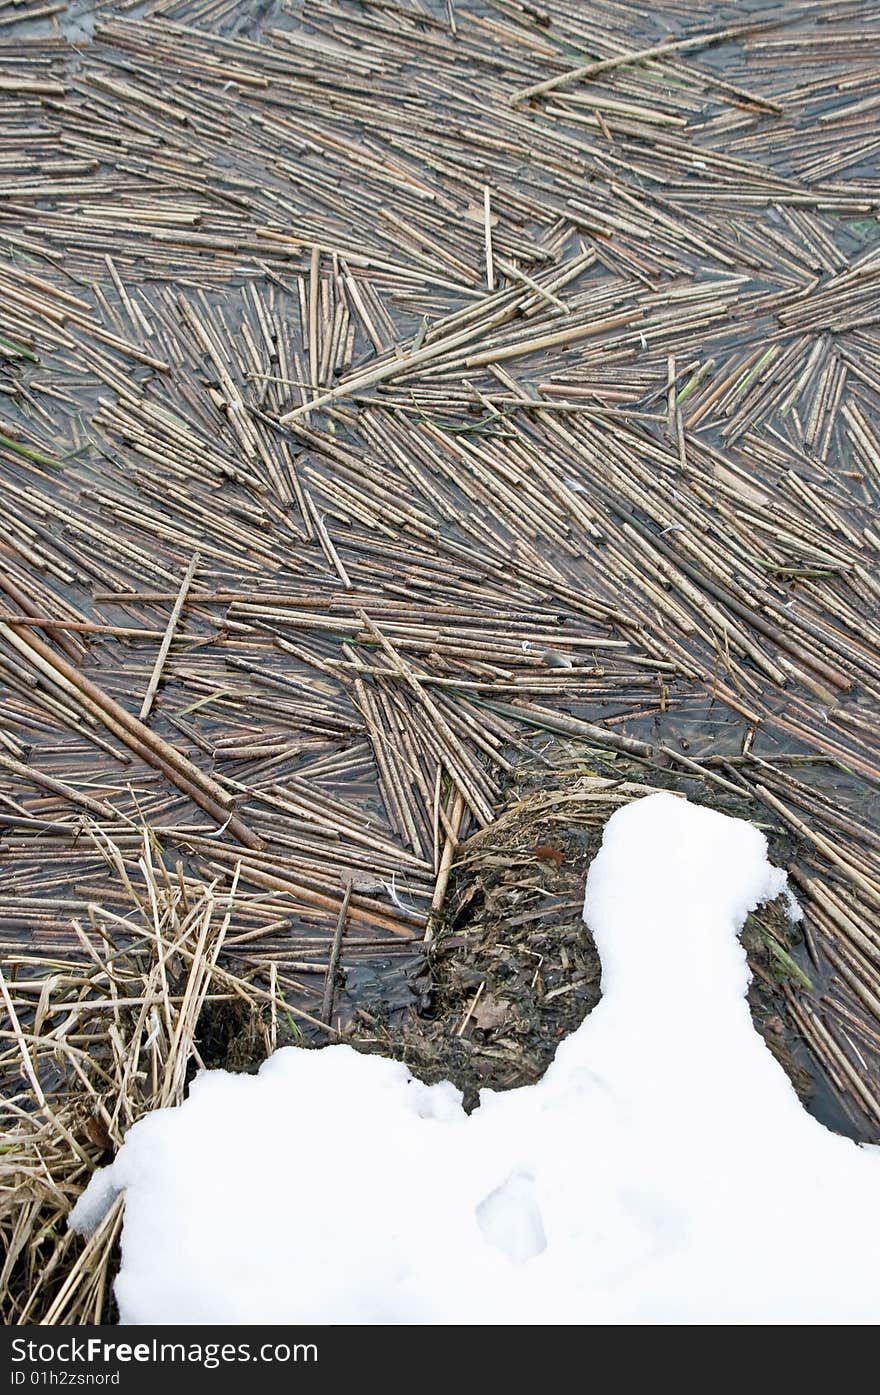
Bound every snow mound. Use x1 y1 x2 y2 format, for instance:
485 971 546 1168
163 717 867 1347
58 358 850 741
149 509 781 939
71 792 880 1324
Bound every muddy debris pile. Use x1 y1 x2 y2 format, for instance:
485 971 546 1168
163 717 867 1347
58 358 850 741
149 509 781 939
348 777 821 1117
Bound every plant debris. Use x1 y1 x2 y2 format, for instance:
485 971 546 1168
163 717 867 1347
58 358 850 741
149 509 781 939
2 0 880 1324
343 768 866 1138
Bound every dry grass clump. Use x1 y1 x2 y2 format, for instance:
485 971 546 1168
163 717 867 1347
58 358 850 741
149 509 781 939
0 829 269 1325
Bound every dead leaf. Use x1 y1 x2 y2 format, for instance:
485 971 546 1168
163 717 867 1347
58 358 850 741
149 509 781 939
83 1115 113 1154
472 993 509 1030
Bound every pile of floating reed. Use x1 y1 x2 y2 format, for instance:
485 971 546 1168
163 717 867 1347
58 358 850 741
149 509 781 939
2 0 880 1291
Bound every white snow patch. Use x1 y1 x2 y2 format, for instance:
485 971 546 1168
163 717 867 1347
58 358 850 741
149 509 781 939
70 792 880 1324
67 1162 120 1237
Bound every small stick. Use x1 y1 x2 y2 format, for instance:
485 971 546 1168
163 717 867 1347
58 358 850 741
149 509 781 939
321 880 353 1024
139 552 200 721
511 24 760 103
0 616 166 639
483 187 495 293
0 571 82 663
0 752 119 821
457 980 485 1037
493 256 568 312
427 789 466 943
309 245 320 395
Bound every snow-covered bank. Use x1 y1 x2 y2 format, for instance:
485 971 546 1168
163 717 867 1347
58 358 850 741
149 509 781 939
71 792 880 1324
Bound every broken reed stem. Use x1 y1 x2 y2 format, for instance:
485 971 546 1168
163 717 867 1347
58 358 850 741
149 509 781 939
427 789 467 943
139 552 200 721
0 621 261 850
321 879 352 1024
511 23 757 103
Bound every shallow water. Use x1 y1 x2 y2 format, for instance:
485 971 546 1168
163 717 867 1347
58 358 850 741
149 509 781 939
1 0 878 1141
